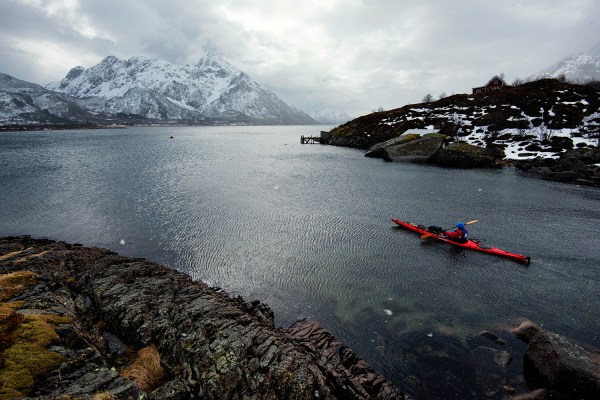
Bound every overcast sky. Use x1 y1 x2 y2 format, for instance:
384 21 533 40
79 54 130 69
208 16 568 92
1 0 599 117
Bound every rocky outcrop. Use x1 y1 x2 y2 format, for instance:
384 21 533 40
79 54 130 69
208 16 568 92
515 148 600 186
512 319 600 399
428 142 503 168
0 237 410 400
382 133 446 162
365 134 420 158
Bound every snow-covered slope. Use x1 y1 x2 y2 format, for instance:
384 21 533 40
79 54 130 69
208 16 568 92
328 78 600 159
529 42 600 82
0 73 104 125
45 52 316 124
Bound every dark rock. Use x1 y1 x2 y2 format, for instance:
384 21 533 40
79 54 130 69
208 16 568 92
365 133 420 158
511 320 541 343
479 330 506 346
383 133 446 162
560 148 600 164
429 142 499 168
531 166 553 177
523 330 600 399
551 170 585 181
509 388 548 400
548 136 573 152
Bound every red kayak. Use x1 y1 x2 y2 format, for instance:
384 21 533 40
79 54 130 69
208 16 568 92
391 219 531 265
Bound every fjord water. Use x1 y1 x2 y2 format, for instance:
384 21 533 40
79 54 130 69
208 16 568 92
1 126 599 398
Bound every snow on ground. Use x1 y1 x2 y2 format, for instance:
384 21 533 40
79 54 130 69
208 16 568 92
462 126 598 160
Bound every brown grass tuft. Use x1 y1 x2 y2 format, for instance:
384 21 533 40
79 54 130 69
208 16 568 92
0 271 38 301
122 346 164 392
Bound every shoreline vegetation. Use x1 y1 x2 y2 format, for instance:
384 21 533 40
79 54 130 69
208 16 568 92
1 237 599 399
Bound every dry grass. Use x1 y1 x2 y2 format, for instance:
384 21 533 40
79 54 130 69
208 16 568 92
0 271 38 301
122 346 164 392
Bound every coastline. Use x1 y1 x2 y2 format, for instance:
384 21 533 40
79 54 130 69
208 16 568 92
0 236 409 399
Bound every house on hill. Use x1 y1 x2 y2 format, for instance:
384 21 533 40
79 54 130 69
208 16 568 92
472 75 509 94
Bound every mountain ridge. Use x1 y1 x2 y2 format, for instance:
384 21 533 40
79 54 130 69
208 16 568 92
0 53 317 126
529 41 600 82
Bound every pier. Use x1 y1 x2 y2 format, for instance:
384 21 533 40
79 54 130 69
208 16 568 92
300 135 322 144
301 130 330 144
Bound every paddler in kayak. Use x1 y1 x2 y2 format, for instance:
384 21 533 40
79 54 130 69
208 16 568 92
443 222 468 243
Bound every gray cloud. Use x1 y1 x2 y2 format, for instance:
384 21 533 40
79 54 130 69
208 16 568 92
1 0 599 117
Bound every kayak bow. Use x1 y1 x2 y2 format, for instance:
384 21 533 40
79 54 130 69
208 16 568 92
392 219 531 265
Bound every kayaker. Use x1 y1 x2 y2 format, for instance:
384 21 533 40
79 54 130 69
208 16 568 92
444 222 468 243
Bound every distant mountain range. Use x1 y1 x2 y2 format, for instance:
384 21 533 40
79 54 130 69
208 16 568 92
0 52 317 126
529 41 600 83
308 109 352 124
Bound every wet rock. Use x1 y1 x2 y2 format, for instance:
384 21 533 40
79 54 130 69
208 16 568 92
365 133 420 158
515 148 600 186
523 330 600 399
551 170 586 181
429 142 501 168
509 388 548 400
383 133 446 162
510 320 541 343
285 318 410 399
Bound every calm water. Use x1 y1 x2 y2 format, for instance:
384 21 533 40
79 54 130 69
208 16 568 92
1 126 599 398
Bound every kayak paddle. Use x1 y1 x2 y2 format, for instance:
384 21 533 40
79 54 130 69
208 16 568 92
420 219 479 239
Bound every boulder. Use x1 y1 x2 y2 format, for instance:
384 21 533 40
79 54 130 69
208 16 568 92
551 170 586 181
513 322 600 399
560 148 600 164
510 320 541 343
429 142 500 168
383 133 446 162
365 134 420 158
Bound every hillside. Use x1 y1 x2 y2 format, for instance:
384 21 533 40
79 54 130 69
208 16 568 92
327 79 599 154
325 78 600 185
0 73 110 126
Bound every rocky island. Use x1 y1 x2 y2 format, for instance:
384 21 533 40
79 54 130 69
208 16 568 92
323 78 600 186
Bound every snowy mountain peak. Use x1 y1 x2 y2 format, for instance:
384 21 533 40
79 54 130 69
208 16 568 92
43 54 315 124
530 41 600 82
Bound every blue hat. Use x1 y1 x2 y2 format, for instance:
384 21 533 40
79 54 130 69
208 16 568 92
457 222 465 230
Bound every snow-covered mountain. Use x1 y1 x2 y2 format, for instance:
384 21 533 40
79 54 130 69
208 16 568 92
529 42 600 82
308 109 352 124
45 52 316 124
0 73 106 125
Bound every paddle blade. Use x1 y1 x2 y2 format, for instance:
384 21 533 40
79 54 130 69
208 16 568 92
420 233 434 239
465 219 478 225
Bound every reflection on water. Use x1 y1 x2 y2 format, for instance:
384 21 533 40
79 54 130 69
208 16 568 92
1 126 599 399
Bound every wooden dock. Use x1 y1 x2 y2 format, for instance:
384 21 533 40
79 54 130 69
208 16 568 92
301 131 330 144
300 135 322 144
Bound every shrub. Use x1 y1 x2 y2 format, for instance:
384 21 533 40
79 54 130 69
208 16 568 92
122 346 164 392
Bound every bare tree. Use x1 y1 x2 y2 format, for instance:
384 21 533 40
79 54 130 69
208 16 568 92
438 92 447 100
371 106 385 113
422 93 434 103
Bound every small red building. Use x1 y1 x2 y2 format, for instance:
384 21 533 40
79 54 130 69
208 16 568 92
472 75 509 94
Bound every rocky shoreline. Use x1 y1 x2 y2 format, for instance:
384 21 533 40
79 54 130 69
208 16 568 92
0 236 408 399
1 237 599 399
